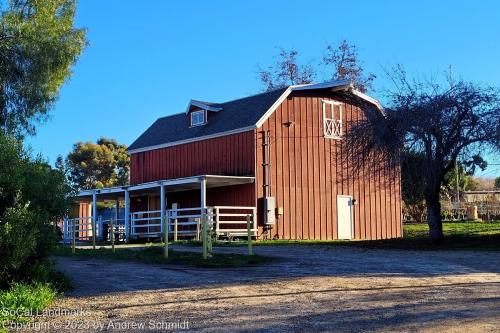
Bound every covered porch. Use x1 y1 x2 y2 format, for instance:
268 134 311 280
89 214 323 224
63 175 257 243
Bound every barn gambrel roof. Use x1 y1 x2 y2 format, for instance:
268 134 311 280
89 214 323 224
127 80 383 153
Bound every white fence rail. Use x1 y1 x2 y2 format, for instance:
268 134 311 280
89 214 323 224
130 210 162 236
168 207 205 240
62 216 126 243
65 205 258 242
213 206 257 238
62 216 99 243
128 206 257 240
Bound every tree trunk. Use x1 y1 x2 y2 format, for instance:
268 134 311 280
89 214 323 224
426 192 443 241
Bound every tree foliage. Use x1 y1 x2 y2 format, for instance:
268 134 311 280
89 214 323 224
323 40 376 93
345 67 500 240
0 133 70 286
258 41 375 92
0 0 87 137
62 137 130 190
402 151 479 223
258 48 315 91
495 177 500 189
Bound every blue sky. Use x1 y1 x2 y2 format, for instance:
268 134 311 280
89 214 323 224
27 0 500 178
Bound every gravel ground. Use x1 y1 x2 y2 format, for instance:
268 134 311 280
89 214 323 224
24 246 500 332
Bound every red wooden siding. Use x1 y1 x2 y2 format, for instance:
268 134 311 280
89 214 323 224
139 184 255 211
256 91 402 240
130 131 255 184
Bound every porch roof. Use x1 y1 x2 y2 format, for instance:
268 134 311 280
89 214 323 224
75 175 255 202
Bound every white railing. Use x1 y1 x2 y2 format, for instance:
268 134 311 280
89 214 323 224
100 218 126 241
62 216 99 243
168 207 205 240
212 206 257 238
130 210 162 236
63 216 127 243
128 206 257 240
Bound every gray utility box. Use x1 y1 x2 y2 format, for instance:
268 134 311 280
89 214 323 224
264 197 276 225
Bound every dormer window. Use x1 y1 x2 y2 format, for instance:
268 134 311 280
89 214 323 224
190 110 206 126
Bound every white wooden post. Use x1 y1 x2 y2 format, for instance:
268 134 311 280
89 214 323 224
72 219 76 255
63 217 67 244
215 207 219 238
160 184 166 236
115 198 120 242
172 203 178 241
124 189 130 242
202 214 208 260
247 214 253 256
92 191 98 242
195 218 200 241
163 215 169 259
253 208 257 233
207 207 213 252
174 218 178 242
200 177 206 212
110 218 115 253
200 177 207 248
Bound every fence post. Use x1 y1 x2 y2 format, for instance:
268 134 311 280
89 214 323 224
163 215 169 259
196 218 200 241
62 218 67 244
110 218 115 253
215 207 219 238
72 220 76 255
92 217 96 250
202 214 208 260
174 218 178 242
208 219 212 254
247 214 253 256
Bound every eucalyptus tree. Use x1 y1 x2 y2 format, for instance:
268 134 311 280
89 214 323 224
0 0 87 137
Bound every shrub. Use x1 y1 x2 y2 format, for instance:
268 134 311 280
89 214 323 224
0 134 71 288
0 283 57 330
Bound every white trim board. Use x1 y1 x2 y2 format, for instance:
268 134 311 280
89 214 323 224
129 80 384 154
185 99 222 114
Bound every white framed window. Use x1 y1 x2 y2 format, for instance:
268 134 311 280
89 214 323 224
190 110 206 126
322 100 343 139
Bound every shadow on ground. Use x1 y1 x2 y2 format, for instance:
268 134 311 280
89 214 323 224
54 245 500 297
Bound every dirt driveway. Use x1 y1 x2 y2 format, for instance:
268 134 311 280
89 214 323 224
34 246 500 332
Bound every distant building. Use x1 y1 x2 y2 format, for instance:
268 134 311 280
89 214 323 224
462 190 500 203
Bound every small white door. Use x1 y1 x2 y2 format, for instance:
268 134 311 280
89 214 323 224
337 195 353 239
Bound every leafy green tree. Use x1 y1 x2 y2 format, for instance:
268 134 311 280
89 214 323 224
64 137 130 190
0 133 70 286
0 0 87 137
443 162 480 197
495 177 500 189
401 151 427 223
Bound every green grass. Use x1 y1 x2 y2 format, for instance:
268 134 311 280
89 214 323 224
172 220 500 251
0 283 57 332
324 220 500 251
54 246 273 268
404 220 500 238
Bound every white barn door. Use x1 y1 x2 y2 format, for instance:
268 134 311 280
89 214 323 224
337 195 353 239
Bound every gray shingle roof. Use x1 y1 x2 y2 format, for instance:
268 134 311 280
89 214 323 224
128 87 288 151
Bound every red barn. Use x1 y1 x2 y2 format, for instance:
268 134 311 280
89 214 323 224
67 80 402 242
